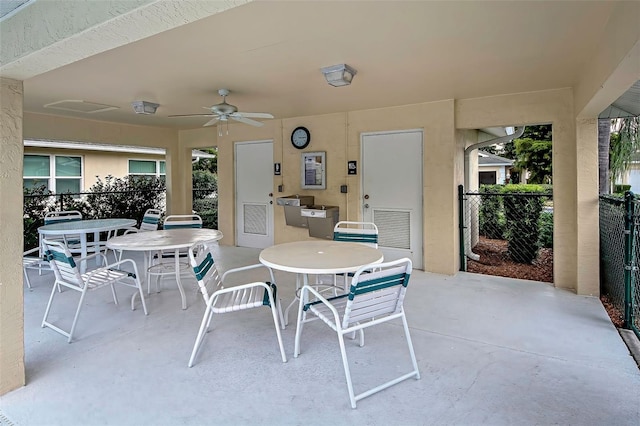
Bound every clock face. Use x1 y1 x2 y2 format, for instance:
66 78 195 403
291 126 310 149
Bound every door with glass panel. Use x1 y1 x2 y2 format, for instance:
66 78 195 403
235 140 274 248
361 130 423 269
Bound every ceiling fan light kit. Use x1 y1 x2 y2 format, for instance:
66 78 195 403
320 63 357 87
131 100 159 115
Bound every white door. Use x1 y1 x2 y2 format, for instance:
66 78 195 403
362 131 423 269
235 140 274 249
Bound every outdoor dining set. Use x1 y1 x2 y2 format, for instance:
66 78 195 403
22 210 420 409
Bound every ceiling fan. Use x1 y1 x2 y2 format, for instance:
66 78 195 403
168 89 273 134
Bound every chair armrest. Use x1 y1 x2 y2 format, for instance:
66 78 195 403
85 258 140 281
75 251 107 265
23 247 40 256
300 285 342 324
207 281 274 309
221 264 276 285
122 227 140 235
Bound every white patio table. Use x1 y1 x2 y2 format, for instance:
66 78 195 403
39 218 136 273
259 240 383 325
106 228 223 309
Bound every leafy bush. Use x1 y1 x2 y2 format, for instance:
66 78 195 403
192 171 218 229
614 184 631 194
537 211 553 249
84 175 166 225
23 184 51 249
502 184 546 263
479 185 505 239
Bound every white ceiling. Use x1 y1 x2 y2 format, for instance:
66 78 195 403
9 1 628 130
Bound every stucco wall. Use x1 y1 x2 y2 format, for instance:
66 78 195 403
0 78 25 394
24 147 165 190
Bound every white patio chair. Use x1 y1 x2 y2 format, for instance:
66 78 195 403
23 246 51 289
147 214 202 294
187 241 287 367
333 221 379 248
41 238 148 343
317 221 380 291
111 208 162 261
43 210 83 246
294 257 420 408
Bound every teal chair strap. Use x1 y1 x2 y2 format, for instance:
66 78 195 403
193 252 215 281
44 249 76 268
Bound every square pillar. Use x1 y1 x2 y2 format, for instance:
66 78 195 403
0 77 26 395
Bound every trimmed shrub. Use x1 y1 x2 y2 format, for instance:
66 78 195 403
502 184 546 263
537 211 553 249
614 184 631 194
479 185 505 239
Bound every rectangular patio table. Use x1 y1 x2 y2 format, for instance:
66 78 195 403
259 240 384 326
105 228 223 309
39 218 136 273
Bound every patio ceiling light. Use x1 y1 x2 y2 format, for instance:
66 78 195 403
131 100 159 115
320 64 357 87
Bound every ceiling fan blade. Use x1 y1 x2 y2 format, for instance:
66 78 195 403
231 116 264 127
168 113 216 118
235 112 274 119
203 117 219 127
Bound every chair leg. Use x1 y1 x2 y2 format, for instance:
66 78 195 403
67 289 89 343
267 292 287 363
110 283 119 305
293 290 307 358
188 307 214 367
277 299 286 330
42 280 60 329
132 277 148 315
337 331 358 409
401 313 421 380
24 268 32 289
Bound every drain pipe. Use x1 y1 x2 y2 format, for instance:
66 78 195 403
463 126 525 261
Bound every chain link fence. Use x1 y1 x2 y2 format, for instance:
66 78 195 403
600 193 639 337
459 185 553 281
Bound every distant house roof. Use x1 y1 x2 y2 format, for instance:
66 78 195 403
23 139 215 159
478 151 513 166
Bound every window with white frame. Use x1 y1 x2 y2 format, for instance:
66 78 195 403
128 159 166 179
23 154 82 193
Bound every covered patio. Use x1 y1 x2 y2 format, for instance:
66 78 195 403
1 246 638 425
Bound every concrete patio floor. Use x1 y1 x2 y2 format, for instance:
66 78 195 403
2 245 639 425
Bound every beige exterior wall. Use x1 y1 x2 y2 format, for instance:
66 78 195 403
23 147 166 190
0 78 25 394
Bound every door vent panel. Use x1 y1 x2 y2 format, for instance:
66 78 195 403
243 203 267 235
374 209 410 249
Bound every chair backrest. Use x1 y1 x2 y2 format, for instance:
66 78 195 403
342 258 412 329
333 221 379 248
44 210 83 225
42 239 84 287
188 242 222 303
139 208 162 231
163 214 203 230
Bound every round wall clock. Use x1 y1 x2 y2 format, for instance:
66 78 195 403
291 126 311 149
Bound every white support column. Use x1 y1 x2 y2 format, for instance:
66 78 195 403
165 143 193 215
576 118 600 295
0 77 26 395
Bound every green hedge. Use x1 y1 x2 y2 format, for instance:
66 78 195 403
501 184 547 263
479 185 505 239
